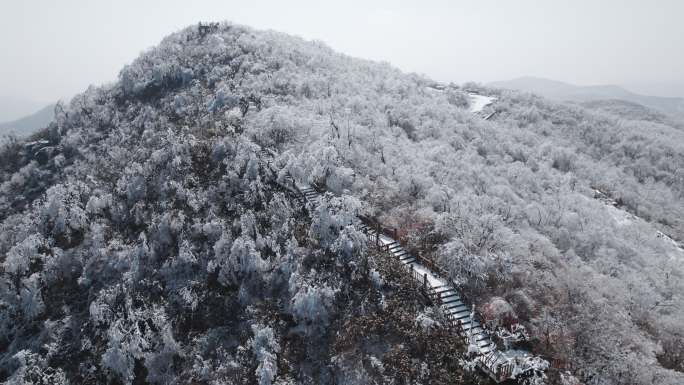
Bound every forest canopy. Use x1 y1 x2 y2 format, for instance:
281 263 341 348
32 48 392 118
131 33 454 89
0 22 683 385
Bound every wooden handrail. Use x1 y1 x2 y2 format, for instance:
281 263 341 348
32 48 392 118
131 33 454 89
261 151 541 383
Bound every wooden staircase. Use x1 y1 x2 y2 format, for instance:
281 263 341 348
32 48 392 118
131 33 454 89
260 148 544 383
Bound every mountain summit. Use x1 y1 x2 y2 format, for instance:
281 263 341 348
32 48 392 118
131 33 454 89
1 23 683 385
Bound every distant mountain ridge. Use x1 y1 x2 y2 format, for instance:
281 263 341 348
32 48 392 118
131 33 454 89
0 96 49 123
489 76 684 117
0 103 55 138
1 23 683 385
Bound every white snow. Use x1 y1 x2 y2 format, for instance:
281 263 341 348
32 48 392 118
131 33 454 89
273 154 543 381
410 262 449 288
423 86 495 114
590 189 684 258
375 235 450 287
604 203 636 226
657 231 684 253
425 85 445 93
468 93 497 113
377 234 395 246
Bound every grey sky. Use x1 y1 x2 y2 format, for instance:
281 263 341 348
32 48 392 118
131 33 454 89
1 0 683 109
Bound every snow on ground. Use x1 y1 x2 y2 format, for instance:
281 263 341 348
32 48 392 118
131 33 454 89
657 231 684 253
425 85 446 93
377 234 449 288
468 93 496 113
423 84 495 114
604 203 637 226
591 188 636 226
411 263 449 288
589 189 684 258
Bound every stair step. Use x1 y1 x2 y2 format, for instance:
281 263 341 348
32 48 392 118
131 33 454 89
399 254 414 261
440 295 459 303
450 312 470 321
448 308 469 317
442 297 467 311
441 295 465 308
463 325 483 334
461 319 481 328
475 334 489 342
445 300 465 308
401 258 416 264
449 308 470 319
472 330 486 337
442 297 461 305
447 304 468 313
445 301 465 310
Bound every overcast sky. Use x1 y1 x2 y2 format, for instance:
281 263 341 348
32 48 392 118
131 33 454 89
1 0 683 114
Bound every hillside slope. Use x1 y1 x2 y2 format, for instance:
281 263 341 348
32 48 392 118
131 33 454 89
490 76 684 118
0 23 683 385
0 104 56 139
0 96 50 124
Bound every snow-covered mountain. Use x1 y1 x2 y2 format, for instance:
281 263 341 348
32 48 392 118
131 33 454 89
1 23 683 385
0 103 55 139
0 96 50 123
490 76 684 118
